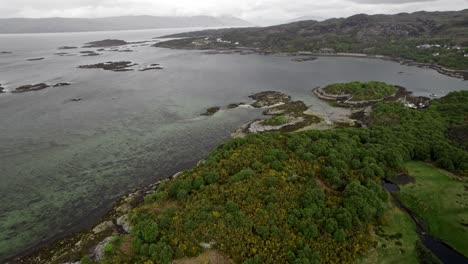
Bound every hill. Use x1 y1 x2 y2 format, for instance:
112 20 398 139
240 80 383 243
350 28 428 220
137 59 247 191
0 16 252 34
156 9 468 70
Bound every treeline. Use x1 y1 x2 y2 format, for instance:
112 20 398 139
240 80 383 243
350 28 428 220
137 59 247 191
96 91 467 263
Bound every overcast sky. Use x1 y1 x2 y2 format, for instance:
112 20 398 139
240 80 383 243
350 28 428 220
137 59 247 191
0 0 467 25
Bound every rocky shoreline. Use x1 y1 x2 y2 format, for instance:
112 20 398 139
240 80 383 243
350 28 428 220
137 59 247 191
313 85 430 109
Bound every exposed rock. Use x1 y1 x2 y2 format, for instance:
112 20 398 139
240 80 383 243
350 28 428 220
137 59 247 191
291 56 317 62
227 103 245 109
114 49 133 52
58 46 78 50
26 57 44 61
54 52 73 56
78 61 137 72
248 117 306 133
201 107 221 116
84 39 128 48
12 83 50 93
116 215 130 233
199 242 217 249
93 236 114 261
139 65 163 71
1 51 12 54
80 50 101 56
0 85 4 93
70 98 82 102
249 91 291 108
53 82 72 87
263 101 308 115
92 221 114 234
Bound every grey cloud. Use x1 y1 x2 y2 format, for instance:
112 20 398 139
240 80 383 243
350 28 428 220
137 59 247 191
350 0 436 3
0 0 466 25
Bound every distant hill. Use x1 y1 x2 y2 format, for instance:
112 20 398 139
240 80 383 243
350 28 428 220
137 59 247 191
0 15 253 34
157 9 468 70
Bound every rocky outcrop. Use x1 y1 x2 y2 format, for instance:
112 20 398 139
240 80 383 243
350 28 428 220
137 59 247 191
313 86 393 107
139 64 163 71
249 91 291 108
10 82 72 93
26 57 44 61
83 39 128 48
93 236 114 261
53 82 72 87
78 61 137 72
201 107 221 116
291 56 317 62
12 83 50 93
80 51 101 56
58 46 78 50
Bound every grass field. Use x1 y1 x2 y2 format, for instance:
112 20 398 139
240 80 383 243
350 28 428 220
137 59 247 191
360 206 419 264
398 162 468 257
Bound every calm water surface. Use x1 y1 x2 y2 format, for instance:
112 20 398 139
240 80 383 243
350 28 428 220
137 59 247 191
0 28 467 260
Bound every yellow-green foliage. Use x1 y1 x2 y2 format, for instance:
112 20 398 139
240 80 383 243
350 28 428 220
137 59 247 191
102 91 468 264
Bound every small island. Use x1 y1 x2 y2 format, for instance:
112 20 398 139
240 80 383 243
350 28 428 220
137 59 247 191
78 61 137 72
58 46 78 50
83 39 128 48
314 81 398 107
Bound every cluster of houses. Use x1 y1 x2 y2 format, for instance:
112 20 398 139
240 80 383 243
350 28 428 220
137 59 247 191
417 44 468 57
191 37 240 46
215 38 240 45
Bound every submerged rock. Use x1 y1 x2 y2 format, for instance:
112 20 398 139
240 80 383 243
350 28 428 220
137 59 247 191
84 39 128 48
53 82 72 87
292 56 317 62
139 65 163 71
201 107 221 116
26 57 44 61
227 103 245 109
1 51 12 54
80 50 101 56
58 46 78 50
54 52 73 56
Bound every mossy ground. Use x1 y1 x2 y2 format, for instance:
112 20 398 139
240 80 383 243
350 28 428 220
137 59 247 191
398 162 468 257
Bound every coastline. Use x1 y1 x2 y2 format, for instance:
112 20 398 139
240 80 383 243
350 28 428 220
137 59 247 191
156 42 468 80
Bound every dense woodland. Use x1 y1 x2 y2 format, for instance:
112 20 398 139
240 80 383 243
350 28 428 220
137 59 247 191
94 91 468 264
